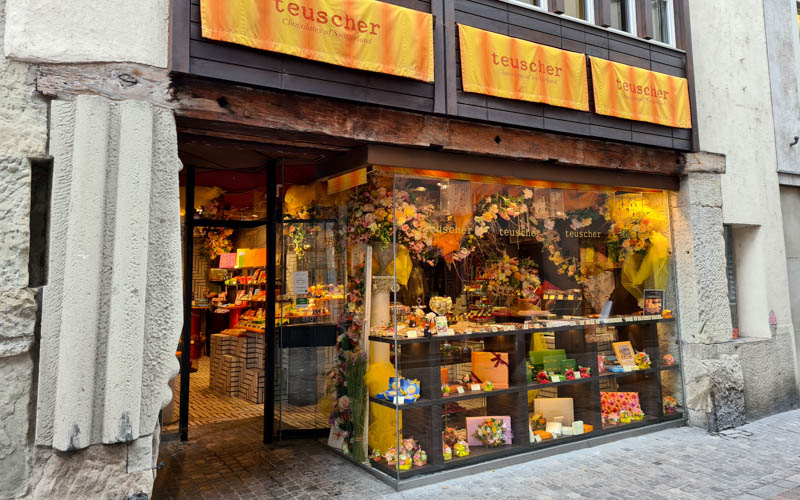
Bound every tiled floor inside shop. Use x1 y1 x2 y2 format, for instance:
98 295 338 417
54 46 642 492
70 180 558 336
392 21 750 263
165 357 326 431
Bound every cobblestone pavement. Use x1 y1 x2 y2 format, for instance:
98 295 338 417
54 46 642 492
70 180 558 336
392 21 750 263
154 409 800 499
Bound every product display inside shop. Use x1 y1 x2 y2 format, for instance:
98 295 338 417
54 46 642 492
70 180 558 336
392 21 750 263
301 168 685 481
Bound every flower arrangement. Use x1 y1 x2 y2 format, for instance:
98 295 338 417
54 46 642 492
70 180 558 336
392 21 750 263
620 410 632 423
536 371 550 384
530 413 547 431
473 418 510 447
483 380 494 391
398 450 412 470
286 223 317 260
663 396 678 414
634 352 652 369
662 354 676 366
480 253 541 301
454 439 470 457
579 366 591 378
606 412 620 425
442 427 460 448
604 196 666 262
384 447 397 465
564 368 576 380
347 183 436 263
413 450 428 466
371 449 382 462
443 444 453 461
326 269 368 462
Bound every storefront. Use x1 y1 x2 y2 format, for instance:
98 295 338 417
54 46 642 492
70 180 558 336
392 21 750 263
168 0 693 489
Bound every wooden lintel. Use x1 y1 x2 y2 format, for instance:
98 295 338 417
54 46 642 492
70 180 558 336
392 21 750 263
36 63 175 107
172 78 685 176
323 145 679 191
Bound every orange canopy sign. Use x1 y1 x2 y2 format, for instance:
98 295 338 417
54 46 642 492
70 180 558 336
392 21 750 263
458 24 589 111
590 57 691 129
201 0 434 82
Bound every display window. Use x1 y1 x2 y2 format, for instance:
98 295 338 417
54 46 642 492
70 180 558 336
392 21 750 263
287 167 685 483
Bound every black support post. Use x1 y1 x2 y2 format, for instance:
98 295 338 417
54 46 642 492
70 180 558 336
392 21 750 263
179 165 195 442
264 159 279 444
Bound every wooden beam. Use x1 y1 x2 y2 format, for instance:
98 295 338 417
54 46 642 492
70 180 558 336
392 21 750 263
171 78 684 176
37 63 174 106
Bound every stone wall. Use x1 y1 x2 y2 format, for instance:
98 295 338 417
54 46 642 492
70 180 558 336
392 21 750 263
0 0 48 497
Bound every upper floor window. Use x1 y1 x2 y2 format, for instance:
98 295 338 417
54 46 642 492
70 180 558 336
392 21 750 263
610 0 636 34
564 0 593 22
651 0 676 45
512 0 547 8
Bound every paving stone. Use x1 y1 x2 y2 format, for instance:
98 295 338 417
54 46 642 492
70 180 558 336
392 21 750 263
154 409 800 499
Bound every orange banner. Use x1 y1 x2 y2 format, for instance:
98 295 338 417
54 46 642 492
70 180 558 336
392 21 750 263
201 0 434 82
458 24 589 111
590 57 691 129
327 168 367 194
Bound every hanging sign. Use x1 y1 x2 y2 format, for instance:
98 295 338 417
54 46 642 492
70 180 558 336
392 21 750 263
200 0 434 82
457 24 589 111
590 57 691 129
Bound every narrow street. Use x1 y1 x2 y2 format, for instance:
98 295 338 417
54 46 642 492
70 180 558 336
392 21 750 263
154 408 800 500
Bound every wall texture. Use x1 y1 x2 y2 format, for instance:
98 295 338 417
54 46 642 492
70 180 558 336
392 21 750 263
3 0 169 68
682 0 799 422
0 0 48 497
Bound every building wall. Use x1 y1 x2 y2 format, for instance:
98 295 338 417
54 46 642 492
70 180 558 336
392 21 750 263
3 0 169 67
0 0 48 497
685 0 799 420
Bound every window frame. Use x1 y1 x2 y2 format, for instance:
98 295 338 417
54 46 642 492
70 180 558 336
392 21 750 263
653 0 677 47
505 0 549 11
606 0 638 37
560 0 595 23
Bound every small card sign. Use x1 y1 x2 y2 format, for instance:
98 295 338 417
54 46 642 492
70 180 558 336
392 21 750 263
293 271 309 296
295 297 309 310
644 289 665 315
470 383 481 392
456 386 466 394
406 330 418 339
435 316 449 335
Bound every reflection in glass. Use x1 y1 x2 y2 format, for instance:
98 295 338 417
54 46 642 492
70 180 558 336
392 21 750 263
564 0 587 19
609 0 629 32
651 0 670 43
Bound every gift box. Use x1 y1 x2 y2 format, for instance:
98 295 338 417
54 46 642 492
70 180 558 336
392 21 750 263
600 392 642 419
466 416 512 447
470 351 509 389
530 349 566 371
534 398 574 426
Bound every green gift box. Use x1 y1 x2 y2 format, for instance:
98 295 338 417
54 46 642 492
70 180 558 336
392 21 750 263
561 359 577 372
543 356 563 373
529 349 565 370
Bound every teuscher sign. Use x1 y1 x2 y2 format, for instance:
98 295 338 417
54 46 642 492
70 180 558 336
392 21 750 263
458 24 589 111
200 0 435 82
590 57 691 129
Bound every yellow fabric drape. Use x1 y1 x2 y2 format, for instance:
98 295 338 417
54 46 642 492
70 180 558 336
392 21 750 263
621 232 669 301
372 245 412 286
364 362 402 453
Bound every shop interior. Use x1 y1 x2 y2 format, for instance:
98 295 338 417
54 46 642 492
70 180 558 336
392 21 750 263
164 131 685 483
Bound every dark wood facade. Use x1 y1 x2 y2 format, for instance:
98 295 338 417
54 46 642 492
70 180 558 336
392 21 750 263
171 0 693 153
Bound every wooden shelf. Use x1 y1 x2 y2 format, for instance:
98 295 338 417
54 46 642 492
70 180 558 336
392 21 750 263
527 376 594 390
368 317 675 344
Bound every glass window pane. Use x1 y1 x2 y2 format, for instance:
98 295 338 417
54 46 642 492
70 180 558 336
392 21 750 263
564 0 586 19
651 0 670 43
610 0 629 31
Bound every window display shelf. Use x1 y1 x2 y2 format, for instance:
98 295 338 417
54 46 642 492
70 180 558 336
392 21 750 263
440 385 521 403
660 364 680 371
599 367 660 379
369 396 437 409
368 317 675 344
369 458 440 480
527 376 594 391
601 414 660 432
441 443 530 470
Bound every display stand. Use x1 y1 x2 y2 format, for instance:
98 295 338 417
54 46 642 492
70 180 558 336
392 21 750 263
367 317 679 479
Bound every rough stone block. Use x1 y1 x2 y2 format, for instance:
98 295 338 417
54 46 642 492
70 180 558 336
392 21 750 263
0 287 37 358
707 355 746 431
0 353 33 499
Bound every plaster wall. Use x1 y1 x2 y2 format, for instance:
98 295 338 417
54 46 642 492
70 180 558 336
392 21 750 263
689 0 794 339
3 0 169 68
0 0 48 497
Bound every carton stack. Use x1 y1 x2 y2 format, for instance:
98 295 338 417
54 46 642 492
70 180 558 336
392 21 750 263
209 331 265 403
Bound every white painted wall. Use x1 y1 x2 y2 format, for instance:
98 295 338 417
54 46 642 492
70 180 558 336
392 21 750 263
3 0 170 68
689 0 794 339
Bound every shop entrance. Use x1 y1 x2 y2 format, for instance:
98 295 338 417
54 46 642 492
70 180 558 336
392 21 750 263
167 136 350 443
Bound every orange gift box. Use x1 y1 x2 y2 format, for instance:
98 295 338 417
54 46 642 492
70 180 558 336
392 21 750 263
470 352 509 389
